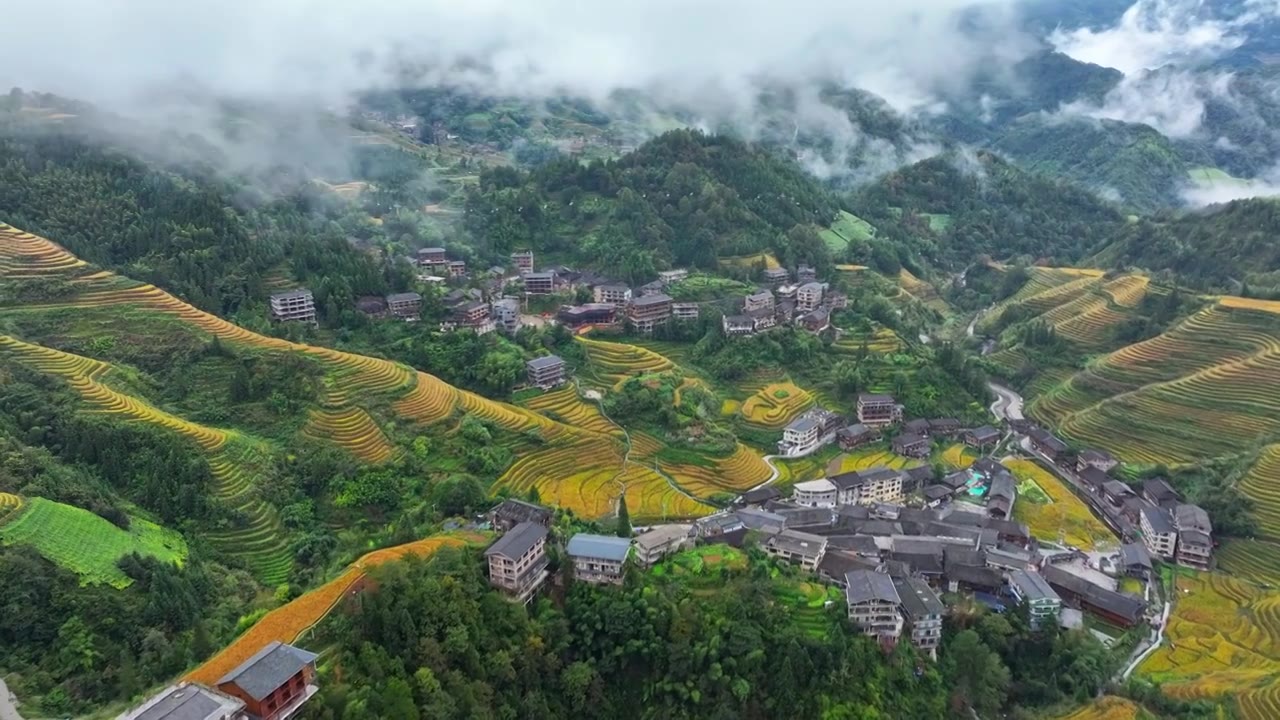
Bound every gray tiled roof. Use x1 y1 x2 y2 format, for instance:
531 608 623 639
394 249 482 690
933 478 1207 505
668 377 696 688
1141 505 1176 534
894 575 944 617
785 415 820 433
129 684 244 720
631 293 673 306
566 533 631 562
1175 504 1212 533
526 355 565 370
270 289 312 301
485 522 547 560
1120 542 1152 569
767 529 828 557
217 641 317 701
1008 568 1059 602
845 569 901 604
858 393 894 403
386 292 422 303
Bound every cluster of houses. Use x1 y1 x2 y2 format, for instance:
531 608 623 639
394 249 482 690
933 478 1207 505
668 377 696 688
556 268 699 334
121 641 318 720
722 276 848 338
1018 422 1214 570
774 391 1003 464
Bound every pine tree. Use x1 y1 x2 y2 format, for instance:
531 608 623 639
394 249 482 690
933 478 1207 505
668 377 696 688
616 494 632 537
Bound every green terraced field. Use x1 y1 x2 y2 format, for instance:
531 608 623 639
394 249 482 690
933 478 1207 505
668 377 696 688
819 210 876 251
0 497 187 588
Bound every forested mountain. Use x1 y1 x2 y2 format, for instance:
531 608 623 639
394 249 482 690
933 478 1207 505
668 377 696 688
849 151 1125 271
464 129 843 283
1094 199 1280 292
0 110 415 319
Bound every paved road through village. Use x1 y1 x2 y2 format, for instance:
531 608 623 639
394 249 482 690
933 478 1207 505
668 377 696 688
0 679 25 720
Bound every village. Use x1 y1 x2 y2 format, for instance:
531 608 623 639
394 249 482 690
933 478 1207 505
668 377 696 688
476 387 1213 664
201 249 1228 719
263 248 848 340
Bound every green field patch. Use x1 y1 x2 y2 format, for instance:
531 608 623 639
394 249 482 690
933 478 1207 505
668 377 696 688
820 210 877 252
921 213 952 232
0 497 188 588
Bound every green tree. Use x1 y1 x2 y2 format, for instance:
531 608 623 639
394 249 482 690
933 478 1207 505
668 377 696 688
616 494 631 537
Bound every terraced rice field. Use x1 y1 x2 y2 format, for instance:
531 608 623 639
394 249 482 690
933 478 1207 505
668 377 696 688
940 443 978 470
833 324 902 354
578 336 675 386
1 225 585 448
829 446 922 475
497 438 626 517
1058 696 1141 720
521 385 622 436
1218 540 1280 588
0 497 187 588
1047 275 1150 348
1030 300 1280 465
1005 459 1115 549
0 493 23 525
204 440 294 584
660 445 773 499
186 532 480 686
304 406 400 464
718 252 782 271
1137 572 1280 720
0 223 88 276
739 381 814 429
1239 445 1280 540
898 269 948 311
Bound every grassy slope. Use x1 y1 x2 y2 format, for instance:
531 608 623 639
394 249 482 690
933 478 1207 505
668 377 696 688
0 497 187 588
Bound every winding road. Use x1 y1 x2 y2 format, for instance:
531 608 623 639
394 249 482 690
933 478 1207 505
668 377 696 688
0 679 24 720
988 381 1025 423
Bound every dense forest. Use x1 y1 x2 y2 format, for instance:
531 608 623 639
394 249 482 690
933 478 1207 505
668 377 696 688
1095 199 1280 293
306 544 1222 720
464 130 842 283
850 151 1126 270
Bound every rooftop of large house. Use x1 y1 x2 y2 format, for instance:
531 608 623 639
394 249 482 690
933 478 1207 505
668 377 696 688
566 533 632 562
845 569 901 604
767 529 828 556
631 292 673 307
830 466 901 490
1141 504 1176 534
1175 504 1212 533
386 292 422 303
1179 528 1212 548
794 478 836 494
922 485 953 502
736 507 787 533
928 418 961 432
634 524 693 551
1102 480 1134 498
738 486 782 505
903 419 931 434
1080 449 1115 464
895 575 945 617
967 425 1001 442
270 289 312 302
1008 568 1059 602
987 473 1016 501
858 393 894 404
485 522 548 560
491 498 552 525
1142 478 1179 504
526 354 565 370
1120 542 1152 570
1078 466 1112 489
1027 427 1068 452
124 683 244 720
1041 565 1145 623
785 414 820 434
217 641 318 701
893 432 927 447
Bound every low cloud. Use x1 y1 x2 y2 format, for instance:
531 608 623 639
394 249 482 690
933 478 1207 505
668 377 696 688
1061 69 1232 138
1182 165 1280 206
1049 0 1251 75
0 0 1028 118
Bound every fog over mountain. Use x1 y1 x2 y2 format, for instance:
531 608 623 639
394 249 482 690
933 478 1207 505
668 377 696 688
0 0 1030 117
